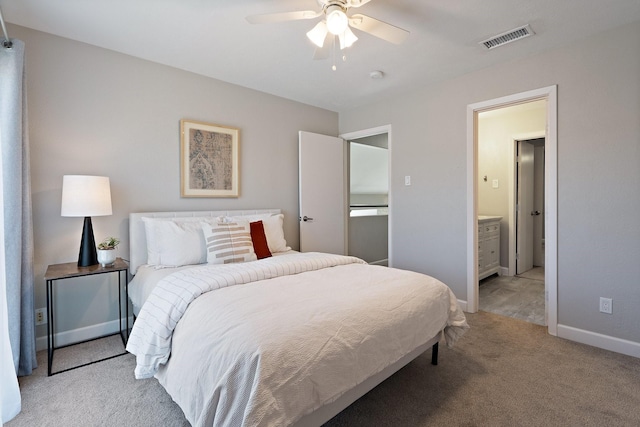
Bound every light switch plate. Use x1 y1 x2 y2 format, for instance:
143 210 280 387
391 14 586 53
404 176 411 186
492 179 499 188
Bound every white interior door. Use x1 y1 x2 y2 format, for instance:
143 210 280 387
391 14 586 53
516 140 534 274
299 131 346 254
533 144 545 266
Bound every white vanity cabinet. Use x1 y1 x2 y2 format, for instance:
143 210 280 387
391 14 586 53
478 216 502 280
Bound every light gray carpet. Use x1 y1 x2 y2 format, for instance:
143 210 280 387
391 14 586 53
48 333 127 374
8 312 640 426
8 340 189 427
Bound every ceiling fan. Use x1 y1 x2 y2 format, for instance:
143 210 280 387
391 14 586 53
246 0 409 53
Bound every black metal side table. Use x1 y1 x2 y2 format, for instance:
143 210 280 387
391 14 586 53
44 258 129 376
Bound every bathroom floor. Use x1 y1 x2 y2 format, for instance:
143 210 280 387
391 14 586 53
479 267 545 326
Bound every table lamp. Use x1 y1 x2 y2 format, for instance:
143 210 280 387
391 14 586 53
61 175 112 267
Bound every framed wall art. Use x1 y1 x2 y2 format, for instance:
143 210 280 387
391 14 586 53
180 119 239 197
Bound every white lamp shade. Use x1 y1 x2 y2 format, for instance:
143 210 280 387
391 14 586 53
61 175 112 217
307 21 328 48
339 26 358 49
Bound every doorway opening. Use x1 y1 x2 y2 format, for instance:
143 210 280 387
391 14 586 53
341 125 392 266
467 86 557 335
476 102 547 326
348 135 389 265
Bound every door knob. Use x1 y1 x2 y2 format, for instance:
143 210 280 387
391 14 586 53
531 210 541 216
302 216 314 222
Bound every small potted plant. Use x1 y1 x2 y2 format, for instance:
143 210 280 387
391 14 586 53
97 237 120 267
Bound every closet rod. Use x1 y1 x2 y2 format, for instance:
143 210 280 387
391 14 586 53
0 6 12 49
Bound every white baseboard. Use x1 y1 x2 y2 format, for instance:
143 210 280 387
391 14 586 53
557 324 640 358
36 317 134 352
38 314 638 361
499 266 508 276
455 304 639 359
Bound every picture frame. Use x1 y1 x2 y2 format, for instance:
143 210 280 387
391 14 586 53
180 119 239 198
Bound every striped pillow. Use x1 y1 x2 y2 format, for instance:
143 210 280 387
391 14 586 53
202 221 257 264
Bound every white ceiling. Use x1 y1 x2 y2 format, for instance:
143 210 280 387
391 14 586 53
3 0 640 112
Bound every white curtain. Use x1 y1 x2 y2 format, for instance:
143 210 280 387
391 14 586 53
1 37 37 423
1 171 20 424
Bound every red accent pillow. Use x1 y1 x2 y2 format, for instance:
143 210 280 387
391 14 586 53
250 221 272 259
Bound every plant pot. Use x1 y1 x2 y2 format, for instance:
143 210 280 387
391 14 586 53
97 249 116 267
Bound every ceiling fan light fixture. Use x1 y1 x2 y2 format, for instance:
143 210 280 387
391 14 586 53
307 21 328 48
339 26 358 49
326 5 348 35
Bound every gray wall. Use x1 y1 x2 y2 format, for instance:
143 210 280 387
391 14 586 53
11 24 338 345
340 21 640 344
348 215 388 264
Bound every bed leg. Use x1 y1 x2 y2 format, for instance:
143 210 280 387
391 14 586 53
431 342 439 365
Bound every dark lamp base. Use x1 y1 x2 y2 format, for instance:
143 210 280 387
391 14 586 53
78 216 98 267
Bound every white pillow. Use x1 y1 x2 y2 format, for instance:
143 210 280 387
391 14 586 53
224 213 290 253
201 220 257 264
142 217 217 267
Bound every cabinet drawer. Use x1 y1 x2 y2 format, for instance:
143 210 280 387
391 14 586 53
484 222 500 236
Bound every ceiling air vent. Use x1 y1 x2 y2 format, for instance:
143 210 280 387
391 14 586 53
480 24 534 50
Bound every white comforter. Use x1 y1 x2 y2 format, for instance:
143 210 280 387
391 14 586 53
127 252 468 427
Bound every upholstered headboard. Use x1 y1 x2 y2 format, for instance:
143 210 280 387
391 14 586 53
129 209 281 275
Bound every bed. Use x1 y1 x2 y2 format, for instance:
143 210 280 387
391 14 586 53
125 209 469 427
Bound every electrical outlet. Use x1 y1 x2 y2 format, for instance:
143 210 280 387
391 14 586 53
35 308 47 325
599 297 612 314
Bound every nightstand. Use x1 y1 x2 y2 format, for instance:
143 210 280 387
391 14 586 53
44 258 129 376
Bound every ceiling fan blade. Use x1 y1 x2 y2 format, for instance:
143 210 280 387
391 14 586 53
246 10 322 24
349 14 409 44
346 0 374 8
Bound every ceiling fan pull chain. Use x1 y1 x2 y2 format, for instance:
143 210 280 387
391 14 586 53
332 35 337 70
